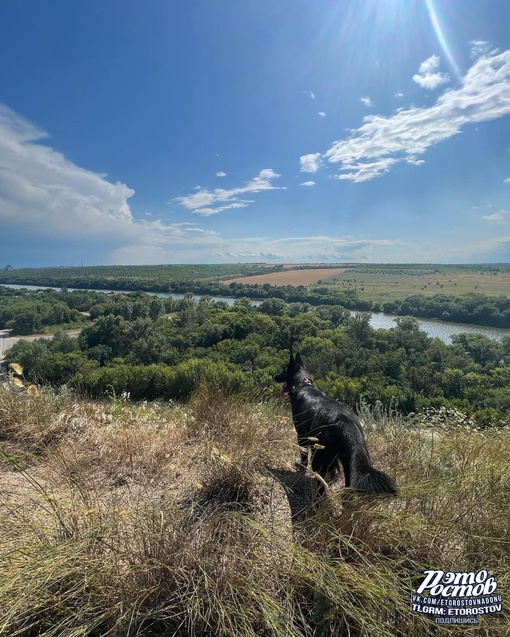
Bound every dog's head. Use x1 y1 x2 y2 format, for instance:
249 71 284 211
275 352 308 395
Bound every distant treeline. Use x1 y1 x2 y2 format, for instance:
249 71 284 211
3 289 510 427
351 263 509 276
381 293 510 328
0 263 281 286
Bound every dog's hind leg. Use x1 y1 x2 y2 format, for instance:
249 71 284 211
339 455 352 488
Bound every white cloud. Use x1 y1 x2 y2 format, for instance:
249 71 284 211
504 177 510 183
300 153 323 173
360 96 373 108
334 158 398 182
318 112 326 117
301 50 510 182
395 92 404 98
482 212 506 224
413 72 450 90
216 171 227 177
418 54 440 74
174 168 285 215
304 90 316 100
300 181 316 187
413 54 450 90
0 103 135 237
470 40 492 59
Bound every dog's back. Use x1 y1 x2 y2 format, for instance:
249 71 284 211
276 352 397 495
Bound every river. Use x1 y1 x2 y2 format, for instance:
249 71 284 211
2 283 509 345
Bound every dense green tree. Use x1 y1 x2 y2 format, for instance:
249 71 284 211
345 313 373 346
451 333 503 367
258 298 287 316
3 339 52 381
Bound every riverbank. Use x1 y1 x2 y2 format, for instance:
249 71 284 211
2 283 509 345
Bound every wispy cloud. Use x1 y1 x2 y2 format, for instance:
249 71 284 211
300 153 322 173
215 235 406 263
318 112 326 117
360 96 373 108
216 251 283 260
216 233 510 265
300 50 510 182
117 234 408 266
470 40 493 59
88 229 510 266
216 171 227 177
203 230 510 264
395 92 404 98
304 90 316 100
266 236 405 262
413 54 450 90
482 212 506 224
334 158 399 182
174 168 285 215
300 181 315 187
504 177 510 184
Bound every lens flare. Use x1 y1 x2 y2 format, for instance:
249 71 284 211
424 0 461 80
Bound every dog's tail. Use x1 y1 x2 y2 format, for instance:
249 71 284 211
351 462 397 495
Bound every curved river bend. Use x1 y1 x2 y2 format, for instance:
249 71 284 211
2 284 509 345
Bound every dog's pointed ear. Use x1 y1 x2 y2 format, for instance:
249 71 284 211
295 352 304 367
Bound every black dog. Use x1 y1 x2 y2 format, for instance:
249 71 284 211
275 352 397 496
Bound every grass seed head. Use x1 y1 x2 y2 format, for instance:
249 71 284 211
8 362 23 376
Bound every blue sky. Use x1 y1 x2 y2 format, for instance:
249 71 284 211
1 0 510 267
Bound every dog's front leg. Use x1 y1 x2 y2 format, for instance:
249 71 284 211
295 421 310 469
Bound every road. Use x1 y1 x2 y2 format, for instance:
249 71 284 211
0 329 82 363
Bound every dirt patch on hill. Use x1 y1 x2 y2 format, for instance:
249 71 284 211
223 268 347 287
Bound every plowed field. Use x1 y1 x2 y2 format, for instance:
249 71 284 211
223 268 347 286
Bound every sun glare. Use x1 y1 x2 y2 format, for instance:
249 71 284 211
424 0 461 80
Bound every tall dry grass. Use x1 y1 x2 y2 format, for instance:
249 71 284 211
0 383 508 636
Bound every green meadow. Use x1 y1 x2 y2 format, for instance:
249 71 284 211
315 264 510 304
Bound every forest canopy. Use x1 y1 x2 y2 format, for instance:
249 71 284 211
2 286 510 428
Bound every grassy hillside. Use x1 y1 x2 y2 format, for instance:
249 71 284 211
0 383 508 636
